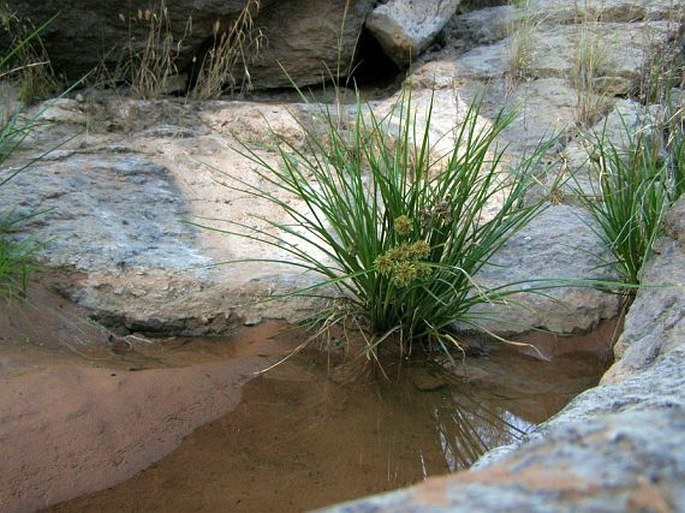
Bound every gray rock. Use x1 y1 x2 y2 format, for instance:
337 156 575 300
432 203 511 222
603 196 685 384
451 21 678 82
0 0 265 79
448 5 516 45
247 0 375 88
366 0 462 68
465 204 621 335
2 153 210 272
1 0 375 90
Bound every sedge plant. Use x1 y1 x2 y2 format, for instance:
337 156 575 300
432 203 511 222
199 90 556 357
574 119 679 289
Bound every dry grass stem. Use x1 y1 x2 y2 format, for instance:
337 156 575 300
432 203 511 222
190 0 266 99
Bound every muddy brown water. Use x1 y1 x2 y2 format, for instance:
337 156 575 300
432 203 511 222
40 318 617 513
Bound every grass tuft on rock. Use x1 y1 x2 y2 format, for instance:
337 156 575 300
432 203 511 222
0 15 56 300
202 90 556 356
574 112 683 288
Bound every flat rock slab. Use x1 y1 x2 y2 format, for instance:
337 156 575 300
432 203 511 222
3 89 624 337
469 204 621 334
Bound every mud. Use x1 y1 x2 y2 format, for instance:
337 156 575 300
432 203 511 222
0 271 617 513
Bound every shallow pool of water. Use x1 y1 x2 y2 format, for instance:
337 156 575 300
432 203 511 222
45 320 616 513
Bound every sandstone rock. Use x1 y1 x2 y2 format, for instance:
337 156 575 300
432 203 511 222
1 0 264 79
463 204 621 335
247 0 375 88
528 0 685 24
365 0 462 68
556 99 665 200
5 153 209 271
0 95 330 332
32 98 90 125
1 0 375 91
446 5 515 45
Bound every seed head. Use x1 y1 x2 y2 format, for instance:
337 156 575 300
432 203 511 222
393 215 413 236
408 240 430 259
374 253 394 275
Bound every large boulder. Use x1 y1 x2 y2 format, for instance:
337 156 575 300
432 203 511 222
366 0 462 68
247 0 375 88
0 0 375 90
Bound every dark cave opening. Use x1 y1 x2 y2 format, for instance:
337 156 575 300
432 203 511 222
347 28 403 91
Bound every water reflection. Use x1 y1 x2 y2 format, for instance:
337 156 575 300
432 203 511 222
431 391 533 472
49 323 611 513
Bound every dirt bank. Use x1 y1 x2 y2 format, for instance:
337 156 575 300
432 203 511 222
0 271 294 513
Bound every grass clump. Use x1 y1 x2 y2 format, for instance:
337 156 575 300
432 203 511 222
506 0 540 89
116 0 190 99
0 215 38 301
0 15 57 300
114 0 265 99
666 108 685 199
574 114 683 288
189 0 265 100
571 21 612 126
0 8 61 105
206 90 555 355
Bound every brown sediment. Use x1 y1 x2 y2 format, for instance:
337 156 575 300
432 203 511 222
0 270 617 513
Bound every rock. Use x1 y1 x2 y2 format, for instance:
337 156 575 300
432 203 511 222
407 367 448 391
450 21 679 82
1 0 375 90
0 95 329 332
365 0 462 68
1 0 263 79
0 81 21 122
4 153 209 271
464 204 621 335
32 98 90 124
247 0 375 88
314 180 685 513
602 196 685 384
446 5 516 45
527 0 684 24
